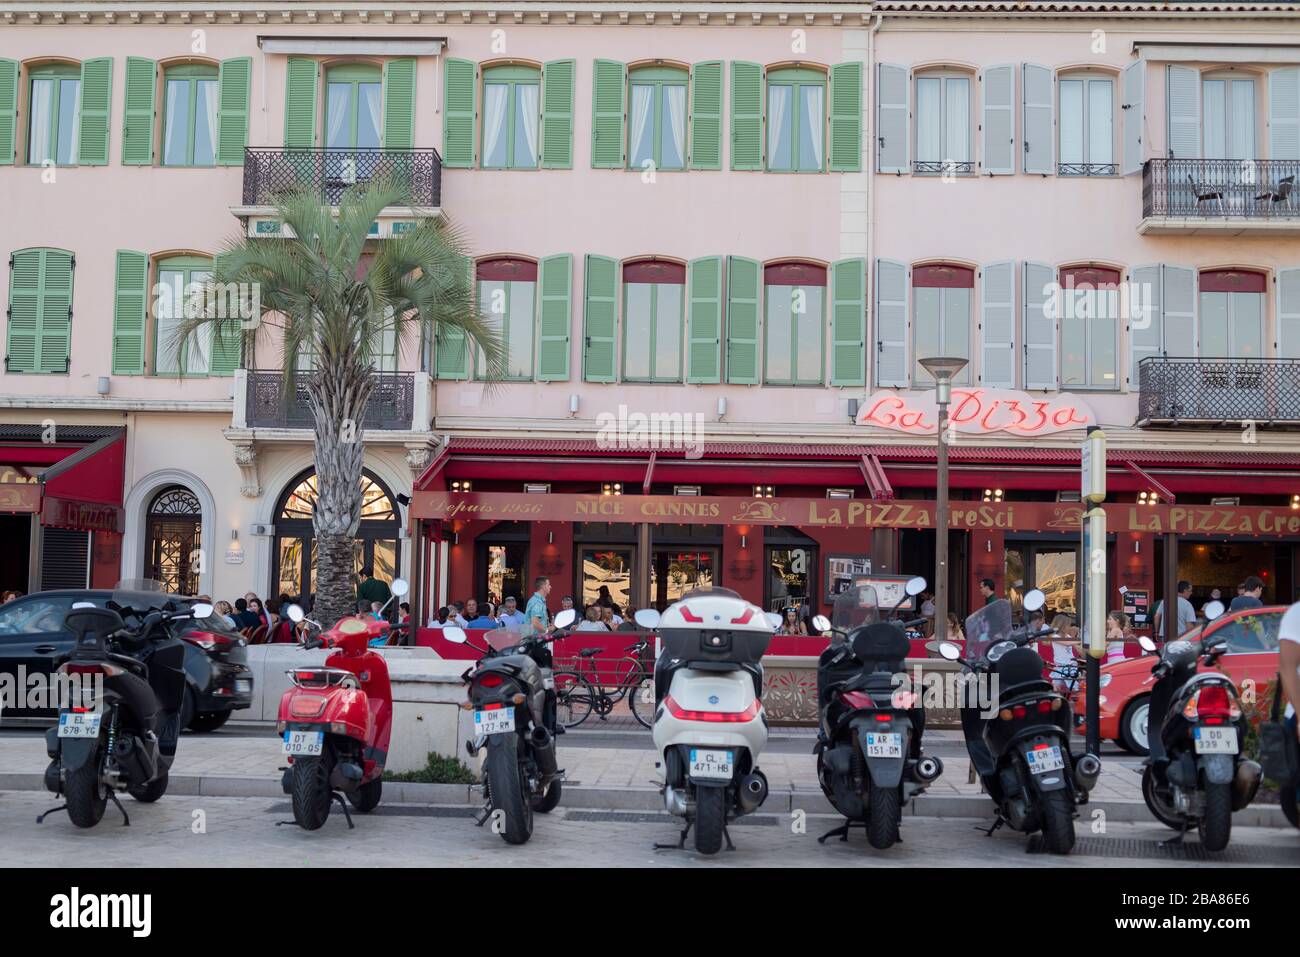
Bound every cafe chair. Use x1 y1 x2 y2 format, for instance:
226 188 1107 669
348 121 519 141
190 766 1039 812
1254 173 1295 213
1188 174 1225 215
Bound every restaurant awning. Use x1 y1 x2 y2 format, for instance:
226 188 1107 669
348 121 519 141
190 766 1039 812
38 428 127 533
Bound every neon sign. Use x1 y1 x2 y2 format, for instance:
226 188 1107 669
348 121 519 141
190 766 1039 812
857 388 1095 436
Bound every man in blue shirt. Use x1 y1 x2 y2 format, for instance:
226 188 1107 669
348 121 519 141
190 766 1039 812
525 577 551 637
498 595 527 629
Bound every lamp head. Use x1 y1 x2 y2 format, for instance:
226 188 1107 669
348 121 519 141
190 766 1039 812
919 356 968 405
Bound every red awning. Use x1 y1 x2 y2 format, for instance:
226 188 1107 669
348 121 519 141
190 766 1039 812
39 429 127 533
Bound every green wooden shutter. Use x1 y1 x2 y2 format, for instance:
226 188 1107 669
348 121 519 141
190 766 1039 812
687 256 723 383
209 254 243 376
829 62 863 172
0 59 21 165
436 326 468 379
443 58 476 168
829 258 866 385
730 61 763 171
582 255 618 381
537 254 572 380
382 58 416 149
725 256 760 383
78 58 113 165
591 60 625 169
111 250 148 374
690 61 722 170
541 60 575 169
284 57 319 148
217 57 252 165
9 249 74 373
6 250 41 372
121 57 156 166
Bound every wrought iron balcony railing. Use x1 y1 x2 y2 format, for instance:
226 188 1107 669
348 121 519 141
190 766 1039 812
241 148 442 207
1142 158 1300 220
246 371 416 430
1137 357 1300 426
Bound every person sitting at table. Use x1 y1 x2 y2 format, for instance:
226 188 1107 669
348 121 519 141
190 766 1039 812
575 605 610 632
464 601 501 629
779 607 808 636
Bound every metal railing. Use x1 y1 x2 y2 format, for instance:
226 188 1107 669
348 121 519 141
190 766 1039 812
1137 357 1300 425
1142 158 1300 220
241 148 442 207
245 371 416 430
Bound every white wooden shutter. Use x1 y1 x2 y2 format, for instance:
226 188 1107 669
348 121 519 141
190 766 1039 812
1166 66 1201 159
874 258 909 387
981 65 1015 175
876 63 909 174
1022 64 1054 174
1269 68 1300 161
980 261 1015 387
1122 60 1146 175
1022 260 1056 389
1161 265 1197 357
1278 268 1300 358
1129 264 1162 389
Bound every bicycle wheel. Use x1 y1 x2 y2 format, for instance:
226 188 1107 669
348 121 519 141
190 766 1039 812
623 660 655 730
554 670 595 729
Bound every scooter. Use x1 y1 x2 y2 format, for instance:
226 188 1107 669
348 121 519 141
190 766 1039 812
276 579 409 830
40 591 208 828
938 590 1102 855
1137 600 1261 851
444 608 577 845
810 576 943 849
634 588 778 855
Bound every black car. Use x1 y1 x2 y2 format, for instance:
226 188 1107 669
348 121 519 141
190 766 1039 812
0 589 252 731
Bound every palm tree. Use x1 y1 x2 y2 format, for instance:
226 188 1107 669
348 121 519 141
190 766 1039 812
180 179 501 625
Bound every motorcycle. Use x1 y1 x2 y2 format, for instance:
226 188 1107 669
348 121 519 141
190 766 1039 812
40 588 208 828
634 588 778 855
276 579 410 830
938 590 1102 854
444 607 578 845
1137 600 1261 851
809 576 943 849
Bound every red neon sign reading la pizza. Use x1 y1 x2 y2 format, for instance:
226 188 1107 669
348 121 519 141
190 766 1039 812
858 388 1094 436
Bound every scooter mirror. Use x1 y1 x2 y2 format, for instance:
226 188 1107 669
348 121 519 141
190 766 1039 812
442 626 468 644
906 576 928 596
634 608 661 629
937 641 962 661
554 608 577 629
190 603 214 619
1023 589 1046 613
766 612 784 630
1137 634 1158 653
390 578 410 598
1203 600 1225 622
286 604 305 624
812 614 832 632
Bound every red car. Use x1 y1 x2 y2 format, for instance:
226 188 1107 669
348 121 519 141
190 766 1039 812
1071 605 1286 755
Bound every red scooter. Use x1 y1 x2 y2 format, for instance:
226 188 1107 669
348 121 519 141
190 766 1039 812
277 579 409 830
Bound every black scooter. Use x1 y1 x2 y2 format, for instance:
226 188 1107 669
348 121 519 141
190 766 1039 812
1137 601 1261 851
939 590 1101 854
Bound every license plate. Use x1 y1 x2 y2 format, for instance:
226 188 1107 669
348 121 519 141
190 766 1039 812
235 678 252 694
57 712 101 739
475 707 516 736
864 732 903 758
283 730 324 756
1194 726 1238 755
689 748 734 781
1026 744 1064 774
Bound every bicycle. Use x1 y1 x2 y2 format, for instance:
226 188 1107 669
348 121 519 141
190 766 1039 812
553 637 654 730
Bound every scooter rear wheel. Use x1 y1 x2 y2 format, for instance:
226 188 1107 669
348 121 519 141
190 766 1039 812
1040 790 1076 855
1198 781 1232 852
1141 765 1185 830
291 752 334 830
486 735 533 844
866 783 902 850
64 747 107 828
694 785 726 855
347 778 382 813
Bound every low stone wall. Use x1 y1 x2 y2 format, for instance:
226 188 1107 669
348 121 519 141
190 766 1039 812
761 656 964 729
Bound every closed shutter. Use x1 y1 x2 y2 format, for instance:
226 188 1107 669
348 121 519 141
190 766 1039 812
591 60 626 169
1162 265 1196 356
382 58 416 149
1122 60 1146 175
6 249 42 372
0 58 16 165
725 256 760 384
442 58 476 167
730 61 763 171
687 256 723 383
112 250 148 374
876 63 909 174
1022 260 1056 389
1278 268 1300 358
1166 65 1201 159
1022 63 1054 175
981 65 1015 175
1269 68 1300 161
217 57 252 166
980 261 1016 387
582 255 618 381
78 58 113 165
690 61 723 170
208 252 243 375
537 254 572 380
829 258 866 385
121 57 156 166
874 258 908 387
829 61 863 172
285 57 319 149
40 527 89 590
541 59 575 169
1129 264 1162 388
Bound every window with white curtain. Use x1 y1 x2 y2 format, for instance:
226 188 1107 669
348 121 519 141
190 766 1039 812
1199 272 1265 359
27 65 80 165
153 258 215 376
1058 267 1119 389
1058 74 1115 175
628 67 688 171
481 65 540 170
1202 75 1257 160
914 73 971 174
764 264 826 384
476 260 537 380
324 65 382 150
162 65 219 166
766 68 826 173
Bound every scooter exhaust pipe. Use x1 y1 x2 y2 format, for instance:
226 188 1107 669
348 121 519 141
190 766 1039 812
736 771 768 814
664 785 688 816
1075 752 1102 792
530 726 559 777
1231 759 1262 811
914 755 944 783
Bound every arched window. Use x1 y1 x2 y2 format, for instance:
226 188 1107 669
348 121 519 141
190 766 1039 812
481 64 540 169
913 68 973 174
1057 70 1116 176
145 486 202 595
27 62 81 165
628 65 688 171
153 254 214 375
622 258 684 382
764 261 826 385
1199 268 1266 358
475 257 537 380
766 67 826 172
1059 264 1121 389
162 63 219 166
912 263 973 385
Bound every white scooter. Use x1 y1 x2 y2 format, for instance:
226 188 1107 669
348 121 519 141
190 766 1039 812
635 588 779 855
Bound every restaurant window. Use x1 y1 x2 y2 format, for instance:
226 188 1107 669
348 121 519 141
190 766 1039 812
162 64 219 167
623 258 684 382
765 528 817 614
579 547 633 612
628 65 688 171
476 257 537 380
1058 72 1115 175
914 71 972 174
764 261 825 385
1058 265 1120 390
649 548 716 611
766 67 826 173
482 64 540 169
476 523 530 606
1198 269 1265 359
912 264 973 385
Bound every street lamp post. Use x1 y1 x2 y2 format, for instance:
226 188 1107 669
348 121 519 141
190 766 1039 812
919 356 968 646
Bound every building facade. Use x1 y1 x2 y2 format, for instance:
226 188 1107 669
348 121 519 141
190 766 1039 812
3 1 1300 632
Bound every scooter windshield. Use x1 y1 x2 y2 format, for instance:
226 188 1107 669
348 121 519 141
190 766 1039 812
964 598 1013 663
831 583 880 632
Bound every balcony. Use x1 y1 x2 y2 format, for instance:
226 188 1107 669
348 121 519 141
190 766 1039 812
1137 357 1300 427
240 148 442 209
1140 158 1300 235
243 370 419 431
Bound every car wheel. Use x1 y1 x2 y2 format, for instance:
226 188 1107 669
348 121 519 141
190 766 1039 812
188 709 231 733
1118 696 1150 756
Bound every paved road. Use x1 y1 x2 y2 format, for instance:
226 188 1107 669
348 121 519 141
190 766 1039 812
3 790 1293 868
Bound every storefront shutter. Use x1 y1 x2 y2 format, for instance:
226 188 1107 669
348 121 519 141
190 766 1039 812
78 58 113 166
876 63 909 174
1161 265 1197 356
442 58 476 167
980 261 1015 387
1022 260 1056 389
1166 65 1201 159
730 61 763 171
1129 264 1162 389
582 254 618 381
537 254 572 380
1122 61 1146 175
687 256 723 383
382 58 416 150
1278 269 1300 358
1269 68 1300 161
874 258 908 387
830 258 866 385
0 59 16 165
111 250 148 374
216 57 252 166
690 61 723 170
591 60 626 169
121 57 156 166
285 57 319 149
541 60 576 169
41 527 89 590
829 62 863 172
981 65 1014 175
725 256 760 384
1022 63 1054 175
